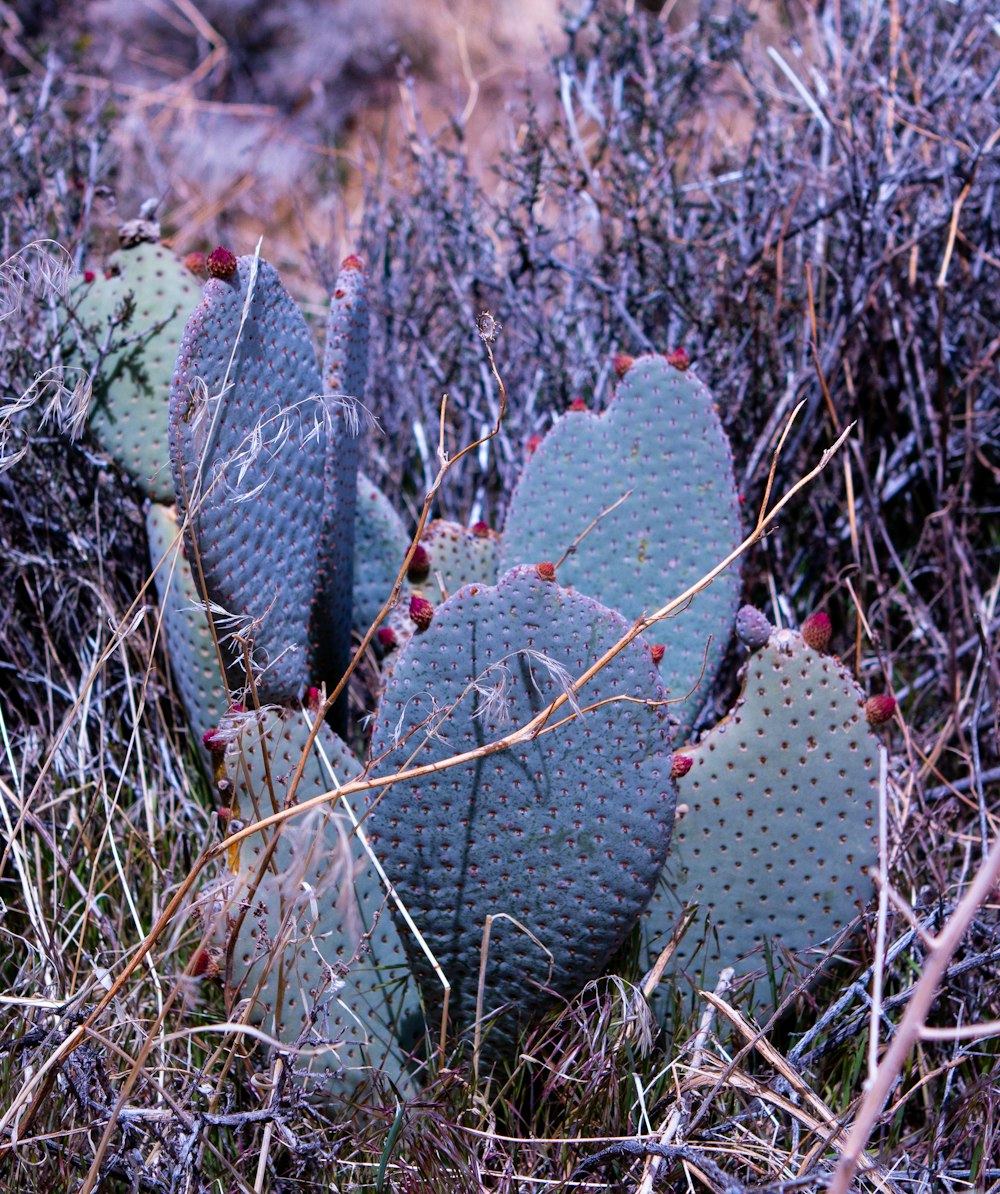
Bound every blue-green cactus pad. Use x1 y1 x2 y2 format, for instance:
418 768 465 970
500 355 743 738
74 243 201 499
648 622 879 988
213 708 418 1095
168 256 327 703
352 473 413 640
417 519 499 601
366 565 676 1041
313 257 369 703
145 502 227 751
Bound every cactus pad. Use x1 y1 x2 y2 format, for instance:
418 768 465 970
145 503 228 751
648 617 879 986
352 473 413 641
168 256 328 703
212 708 417 1095
366 565 676 1042
415 519 499 601
500 354 743 738
75 242 201 499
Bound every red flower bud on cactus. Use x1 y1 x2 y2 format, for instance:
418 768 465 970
408 544 431 583
650 643 665 665
191 948 222 980
568 398 588 412
535 561 557 582
83 270 96 283
305 686 322 711
801 612 832 652
865 694 896 727
206 246 238 279
471 520 491 538
202 726 226 753
665 347 690 371
526 434 544 456
184 251 207 277
341 254 364 272
409 596 434 631
670 754 693 779
613 352 635 379
376 626 398 652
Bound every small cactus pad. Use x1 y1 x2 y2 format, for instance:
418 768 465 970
415 519 499 600
145 503 228 751
366 566 676 1042
168 256 328 703
74 241 201 499
352 473 413 640
312 257 370 714
736 604 773 651
211 708 417 1095
500 354 743 738
647 617 879 986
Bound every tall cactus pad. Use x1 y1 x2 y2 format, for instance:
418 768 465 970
366 566 677 1042
145 503 228 750
168 256 327 703
313 257 369 709
500 355 743 738
75 242 201 499
650 617 879 985
353 473 413 640
416 520 499 600
212 709 417 1096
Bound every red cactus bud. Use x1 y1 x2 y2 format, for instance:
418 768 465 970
376 626 398 652
104 266 119 279
801 612 832 652
408 544 431 583
568 398 588 412
613 352 635 379
202 726 226 753
334 288 346 298
227 702 246 715
206 246 238 279
526 434 544 456
83 269 96 283
184 251 207 277
471 520 491 538
191 948 222 980
670 754 693 779
409 596 434 631
665 347 690 371
341 254 364 272
535 561 557 582
866 694 897 727
306 686 322 711
650 643 665 665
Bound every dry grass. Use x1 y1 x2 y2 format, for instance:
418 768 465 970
1 1 999 1190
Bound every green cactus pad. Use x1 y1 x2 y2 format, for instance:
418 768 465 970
352 473 413 639
145 502 228 751
74 243 201 499
500 355 743 738
212 708 418 1096
647 619 879 987
366 565 676 1043
168 255 328 703
312 258 369 713
416 520 499 601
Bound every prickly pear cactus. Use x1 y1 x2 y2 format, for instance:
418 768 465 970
648 609 880 987
366 565 677 1042
212 708 418 1095
415 519 499 601
145 502 227 750
313 256 369 719
500 355 743 738
74 241 201 499
168 254 328 704
352 473 413 641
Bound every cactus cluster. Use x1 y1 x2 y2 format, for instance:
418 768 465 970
72 222 891 1094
